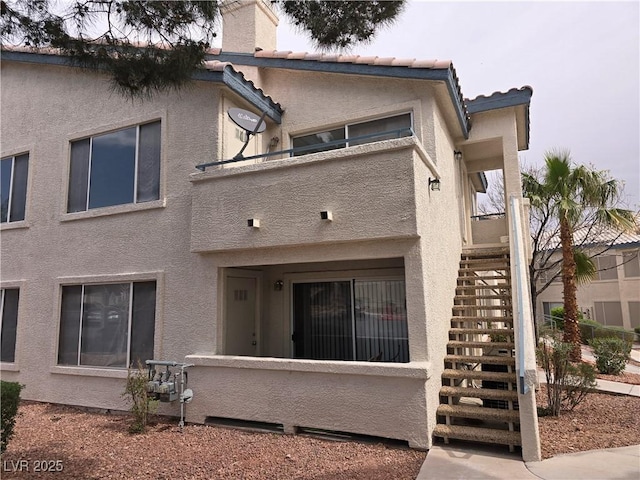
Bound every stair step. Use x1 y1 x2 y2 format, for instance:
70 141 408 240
442 369 516 382
452 305 512 311
458 269 509 276
440 386 518 401
461 247 510 258
436 404 520 422
433 424 521 446
460 256 509 264
445 355 515 366
456 284 511 291
451 316 513 323
455 294 511 301
457 275 510 282
449 328 514 336
459 262 510 271
448 341 515 350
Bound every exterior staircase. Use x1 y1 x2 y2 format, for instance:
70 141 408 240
433 246 522 451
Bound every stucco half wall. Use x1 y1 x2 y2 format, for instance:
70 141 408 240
184 355 432 449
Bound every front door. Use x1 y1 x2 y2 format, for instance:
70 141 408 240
225 275 258 356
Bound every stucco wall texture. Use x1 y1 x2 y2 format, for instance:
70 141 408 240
0 28 524 448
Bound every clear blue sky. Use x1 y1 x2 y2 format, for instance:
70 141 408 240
275 0 640 209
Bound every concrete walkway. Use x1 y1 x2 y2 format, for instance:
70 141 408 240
417 348 640 479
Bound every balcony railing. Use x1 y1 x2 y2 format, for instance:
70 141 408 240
195 127 414 171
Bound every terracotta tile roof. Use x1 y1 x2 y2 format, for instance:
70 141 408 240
541 219 640 251
466 87 534 113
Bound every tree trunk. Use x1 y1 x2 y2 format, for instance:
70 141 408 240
559 217 582 361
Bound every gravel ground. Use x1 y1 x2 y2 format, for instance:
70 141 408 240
3 372 639 478
1 402 425 480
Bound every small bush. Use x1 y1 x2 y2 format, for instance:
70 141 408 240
1 381 23 453
537 336 597 416
123 362 157 434
549 306 565 330
590 337 631 375
578 319 601 344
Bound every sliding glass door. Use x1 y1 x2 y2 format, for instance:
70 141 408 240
293 279 408 363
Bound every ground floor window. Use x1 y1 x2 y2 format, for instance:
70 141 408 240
1 288 19 362
292 279 408 363
594 301 623 327
58 282 156 368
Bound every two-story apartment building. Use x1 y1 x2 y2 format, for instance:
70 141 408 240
1 0 540 460
537 228 640 330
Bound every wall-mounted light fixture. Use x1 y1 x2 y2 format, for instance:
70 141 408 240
247 218 260 228
454 150 463 161
428 177 441 191
274 280 284 291
320 210 333 221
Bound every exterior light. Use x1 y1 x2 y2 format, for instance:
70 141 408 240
274 280 284 291
247 218 260 228
429 178 441 191
454 150 463 161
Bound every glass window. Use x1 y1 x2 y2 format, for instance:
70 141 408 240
348 114 412 146
292 279 408 363
1 288 20 362
1 154 29 223
595 255 618 281
291 113 412 157
594 301 623 327
629 302 640 329
68 121 161 213
623 251 640 278
58 281 156 368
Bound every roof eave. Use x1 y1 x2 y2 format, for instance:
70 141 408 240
211 52 471 139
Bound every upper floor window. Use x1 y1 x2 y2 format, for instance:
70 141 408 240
595 255 618 281
1 288 20 363
67 121 161 213
622 250 640 278
58 281 156 368
1 153 29 223
291 113 412 157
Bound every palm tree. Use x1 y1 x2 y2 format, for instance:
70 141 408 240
522 150 636 361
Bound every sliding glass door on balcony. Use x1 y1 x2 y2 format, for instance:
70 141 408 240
292 279 408 363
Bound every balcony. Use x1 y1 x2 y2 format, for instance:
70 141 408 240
190 136 430 253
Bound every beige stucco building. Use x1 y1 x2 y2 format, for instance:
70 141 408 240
1 0 541 461
536 230 640 330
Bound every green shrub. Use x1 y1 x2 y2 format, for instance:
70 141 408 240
590 337 631 375
537 337 597 416
122 362 157 434
549 306 565 330
1 381 23 453
580 321 635 344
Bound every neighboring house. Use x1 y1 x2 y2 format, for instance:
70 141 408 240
536 226 640 330
0 0 540 460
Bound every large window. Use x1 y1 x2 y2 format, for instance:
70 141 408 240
594 301 623 327
1 288 20 363
623 251 640 278
68 121 161 212
1 154 29 223
595 255 618 281
291 113 412 156
292 279 408 363
58 282 156 368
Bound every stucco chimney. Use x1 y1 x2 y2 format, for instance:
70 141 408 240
221 0 279 53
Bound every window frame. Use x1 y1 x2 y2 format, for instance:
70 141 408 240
290 112 414 157
594 255 619 281
56 275 161 370
622 250 640 278
288 272 408 363
0 287 20 364
66 119 162 214
1 152 29 224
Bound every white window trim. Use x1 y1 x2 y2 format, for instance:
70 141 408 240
60 112 167 221
0 280 25 371
51 271 164 376
0 150 30 228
